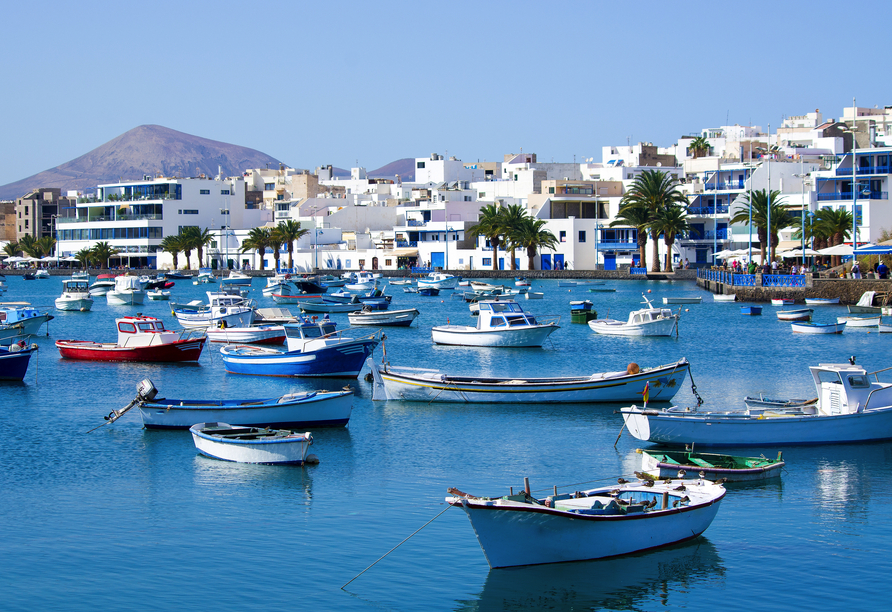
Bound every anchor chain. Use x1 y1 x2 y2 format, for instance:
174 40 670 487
689 367 705 407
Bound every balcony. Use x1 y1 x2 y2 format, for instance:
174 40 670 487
835 165 892 176
396 240 418 248
816 191 888 202
687 205 729 215
57 214 163 223
704 181 745 191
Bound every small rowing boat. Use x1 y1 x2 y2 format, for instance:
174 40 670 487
637 448 785 483
189 422 314 465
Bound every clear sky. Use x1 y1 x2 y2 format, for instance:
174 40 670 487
2 0 889 187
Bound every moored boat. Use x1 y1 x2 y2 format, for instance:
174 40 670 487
220 270 252 286
56 315 206 362
172 292 255 328
447 476 725 568
55 279 93 311
147 289 171 301
189 423 314 465
588 295 678 337
791 321 845 334
106 275 146 305
418 272 459 290
663 296 702 304
776 308 812 322
205 324 286 345
713 294 736 302
0 341 38 380
431 301 560 347
347 307 419 327
837 315 881 327
770 298 794 306
0 305 53 336
740 305 762 316
637 448 784 483
805 297 840 305
88 275 117 296
369 357 691 403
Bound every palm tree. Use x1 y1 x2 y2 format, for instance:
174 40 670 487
192 228 215 267
513 217 559 270
619 170 688 271
275 220 309 270
240 227 272 271
36 236 56 259
814 208 853 267
688 136 710 159
267 230 283 272
18 234 39 258
649 204 692 273
74 247 95 269
2 241 21 257
499 204 527 271
467 204 506 271
610 202 652 270
159 235 184 270
729 189 790 262
91 242 119 270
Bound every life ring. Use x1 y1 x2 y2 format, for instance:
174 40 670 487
219 307 227 314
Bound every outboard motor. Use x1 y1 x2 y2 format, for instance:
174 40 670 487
104 379 158 422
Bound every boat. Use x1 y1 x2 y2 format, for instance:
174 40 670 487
88 275 117 296
193 269 217 284
524 292 544 300
743 394 817 411
165 271 193 280
403 287 419 294
740 305 762 316
389 279 413 286
619 359 892 446
205 324 286 345
515 277 531 287
558 280 577 287
432 301 559 347
418 272 459 290
189 423 314 465
347 307 419 327
56 315 206 362
446 476 725 568
418 287 439 296
262 273 293 297
879 324 892 333
344 271 379 292
0 341 38 380
147 289 171 301
713 294 736 302
776 308 812 322
22 272 36 280
319 275 347 288
172 292 255 328
770 298 794 306
105 378 355 429
369 358 691 403
55 279 93 311
588 295 678 337
637 448 784 483
271 293 324 305
34 269 50 279
663 297 702 304
791 321 845 334
848 291 883 314
106 276 146 305
837 315 881 327
220 270 252 286
588 287 617 292
570 300 597 323
0 305 54 336
805 297 840 305
70 271 89 281
469 297 515 315
293 277 327 294
298 299 365 314
219 315 382 378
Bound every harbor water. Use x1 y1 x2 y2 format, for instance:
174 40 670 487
2 276 891 611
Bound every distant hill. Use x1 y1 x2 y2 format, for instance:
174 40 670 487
0 125 284 200
0 124 414 199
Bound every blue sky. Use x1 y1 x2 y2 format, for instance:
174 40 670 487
2 0 890 187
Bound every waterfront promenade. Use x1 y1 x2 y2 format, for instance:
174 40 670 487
696 268 891 304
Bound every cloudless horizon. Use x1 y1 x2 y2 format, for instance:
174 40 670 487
2 0 890 187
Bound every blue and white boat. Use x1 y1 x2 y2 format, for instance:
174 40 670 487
219 315 381 377
220 270 252 286
344 271 379 292
189 423 314 465
172 292 255 328
431 301 560 347
418 272 459 290
0 341 38 380
0 305 54 336
740 305 762 316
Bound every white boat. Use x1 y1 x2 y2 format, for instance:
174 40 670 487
879 324 892 333
558 280 577 287
347 307 419 327
620 360 892 446
172 292 255 328
369 358 690 403
344 271 379 292
447 477 725 568
776 308 812 322
662 296 702 304
770 298 794 306
524 292 544 300
837 315 881 327
205 325 286 345
34 269 50 279
431 301 559 347
791 321 845 334
147 289 171 301
418 272 459 290
588 295 679 337
299 299 365 314
106 276 146 305
189 423 314 465
848 291 882 314
389 279 413 286
221 270 252 286
713 294 736 302
88 277 117 296
55 279 94 311
193 270 217 285
805 297 840 305
70 271 90 281
515 277 531 287
637 449 785 483
262 273 294 297
0 305 54 336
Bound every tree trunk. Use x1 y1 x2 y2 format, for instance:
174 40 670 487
509 248 517 270
492 241 499 271
664 239 674 272
650 230 661 271
184 250 192 270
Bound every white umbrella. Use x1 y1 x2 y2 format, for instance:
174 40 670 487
710 249 736 259
40 255 57 262
3 256 24 262
818 244 853 256
783 248 821 257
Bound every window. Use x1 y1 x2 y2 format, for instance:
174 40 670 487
221 189 230 195
200 189 210 195
264 183 275 190
579 231 586 242
181 209 199 215
482 258 492 266
560 231 566 242
385 259 392 266
417 161 426 169
549 187 555 194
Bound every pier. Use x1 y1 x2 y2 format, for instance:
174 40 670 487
697 269 891 304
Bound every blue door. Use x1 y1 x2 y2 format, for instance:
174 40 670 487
554 254 564 270
431 252 445 268
498 257 504 270
603 253 616 270
696 248 707 264
541 254 551 270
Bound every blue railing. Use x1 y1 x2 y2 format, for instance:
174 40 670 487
687 206 729 215
704 182 745 191
629 268 647 275
817 191 888 201
395 241 418 248
763 274 805 288
684 229 729 240
407 219 424 226
411 267 432 274
732 274 756 286
835 165 891 176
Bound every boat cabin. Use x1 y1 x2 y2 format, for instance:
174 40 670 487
61 280 90 294
114 276 143 292
205 292 251 308
808 362 892 415
284 316 338 351
476 301 538 330
0 306 46 325
116 316 182 347
629 307 675 325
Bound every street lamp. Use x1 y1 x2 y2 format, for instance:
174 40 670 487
793 161 812 267
594 221 600 270
742 162 759 264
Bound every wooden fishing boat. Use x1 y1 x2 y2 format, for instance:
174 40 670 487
369 357 690 403
637 448 785 483
663 296 702 304
791 321 845 334
189 423 314 465
776 308 812 322
740 305 762 316
770 298 794 306
713 294 736 302
588 295 678 337
56 315 206 362
104 378 354 429
205 324 286 345
837 315 881 327
447 476 725 568
418 272 459 290
347 307 419 327
0 341 38 380
805 297 840 305
431 301 560 347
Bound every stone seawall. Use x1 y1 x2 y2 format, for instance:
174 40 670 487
698 274 889 304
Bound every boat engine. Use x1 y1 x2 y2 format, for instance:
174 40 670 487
104 379 158 423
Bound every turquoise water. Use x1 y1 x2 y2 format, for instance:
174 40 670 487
2 276 891 611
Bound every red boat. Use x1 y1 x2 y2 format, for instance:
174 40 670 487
56 315 206 362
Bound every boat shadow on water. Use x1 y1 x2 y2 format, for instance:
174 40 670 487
466 538 724 611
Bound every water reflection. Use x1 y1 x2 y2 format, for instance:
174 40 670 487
461 538 724 611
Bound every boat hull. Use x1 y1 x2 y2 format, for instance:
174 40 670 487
347 308 419 327
837 316 881 327
621 406 892 446
451 481 724 568
139 390 353 429
0 347 36 380
55 298 94 311
370 358 690 403
106 291 146 305
56 338 206 362
791 322 845 334
206 326 286 345
190 423 312 464
174 309 254 329
639 451 784 483
588 317 677 337
431 324 558 347
220 338 379 377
